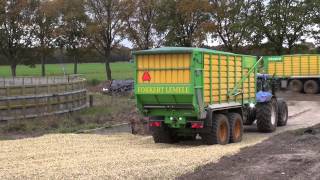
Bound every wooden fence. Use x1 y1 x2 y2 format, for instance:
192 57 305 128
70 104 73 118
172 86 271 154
0 76 87 121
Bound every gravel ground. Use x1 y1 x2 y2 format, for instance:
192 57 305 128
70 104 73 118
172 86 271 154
0 100 319 179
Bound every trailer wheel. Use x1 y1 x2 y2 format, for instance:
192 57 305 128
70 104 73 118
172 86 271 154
256 99 278 132
289 79 303 92
151 125 178 143
228 113 243 143
304 80 319 94
277 100 288 126
202 114 230 145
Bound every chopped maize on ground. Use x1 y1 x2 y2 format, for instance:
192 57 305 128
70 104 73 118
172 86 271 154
0 101 319 179
0 133 269 179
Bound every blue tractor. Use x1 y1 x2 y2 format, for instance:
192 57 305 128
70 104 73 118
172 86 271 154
244 74 289 132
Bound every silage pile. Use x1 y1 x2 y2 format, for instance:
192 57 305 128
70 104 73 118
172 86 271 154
0 133 269 180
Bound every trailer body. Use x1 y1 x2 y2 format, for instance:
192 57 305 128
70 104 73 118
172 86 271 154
133 47 265 144
134 47 256 120
264 55 320 94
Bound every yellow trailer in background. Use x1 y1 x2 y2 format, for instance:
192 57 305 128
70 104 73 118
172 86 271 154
264 54 320 94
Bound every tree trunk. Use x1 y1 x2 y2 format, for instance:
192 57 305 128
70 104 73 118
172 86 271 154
105 60 112 81
41 52 46 77
104 50 112 80
227 45 234 52
275 45 283 55
288 44 294 54
11 64 17 77
73 54 78 74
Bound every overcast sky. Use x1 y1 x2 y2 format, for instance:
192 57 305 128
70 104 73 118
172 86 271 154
120 35 317 49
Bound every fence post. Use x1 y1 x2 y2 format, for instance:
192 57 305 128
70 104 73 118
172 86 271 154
89 94 94 107
22 77 25 95
6 85 11 118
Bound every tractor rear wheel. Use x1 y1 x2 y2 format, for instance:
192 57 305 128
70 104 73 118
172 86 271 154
277 100 288 126
151 124 178 143
304 80 319 94
256 99 278 132
228 113 243 143
289 79 303 92
202 114 230 145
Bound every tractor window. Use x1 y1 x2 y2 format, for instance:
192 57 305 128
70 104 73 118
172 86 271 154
257 77 271 92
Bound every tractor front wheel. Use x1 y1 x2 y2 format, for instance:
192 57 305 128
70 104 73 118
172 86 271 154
243 107 256 125
256 99 278 132
277 100 288 126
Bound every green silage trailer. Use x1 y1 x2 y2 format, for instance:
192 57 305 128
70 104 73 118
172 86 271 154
133 47 288 145
264 54 320 94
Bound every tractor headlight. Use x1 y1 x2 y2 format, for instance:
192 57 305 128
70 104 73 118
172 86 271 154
249 103 255 108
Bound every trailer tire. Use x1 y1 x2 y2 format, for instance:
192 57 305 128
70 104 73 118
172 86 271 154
304 80 319 94
256 99 278 132
151 125 178 143
227 113 243 143
277 100 288 126
289 79 303 92
202 114 230 145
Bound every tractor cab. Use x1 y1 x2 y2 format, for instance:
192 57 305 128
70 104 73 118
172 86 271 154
256 74 278 103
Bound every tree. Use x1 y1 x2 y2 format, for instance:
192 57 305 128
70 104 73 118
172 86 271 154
308 0 320 46
60 0 87 74
208 0 257 52
0 0 32 76
32 0 60 76
156 0 210 47
252 0 313 55
86 0 126 80
123 0 159 50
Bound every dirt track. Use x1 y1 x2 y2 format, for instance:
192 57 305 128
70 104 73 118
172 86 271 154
277 91 320 102
178 92 320 180
0 94 319 179
179 124 320 180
